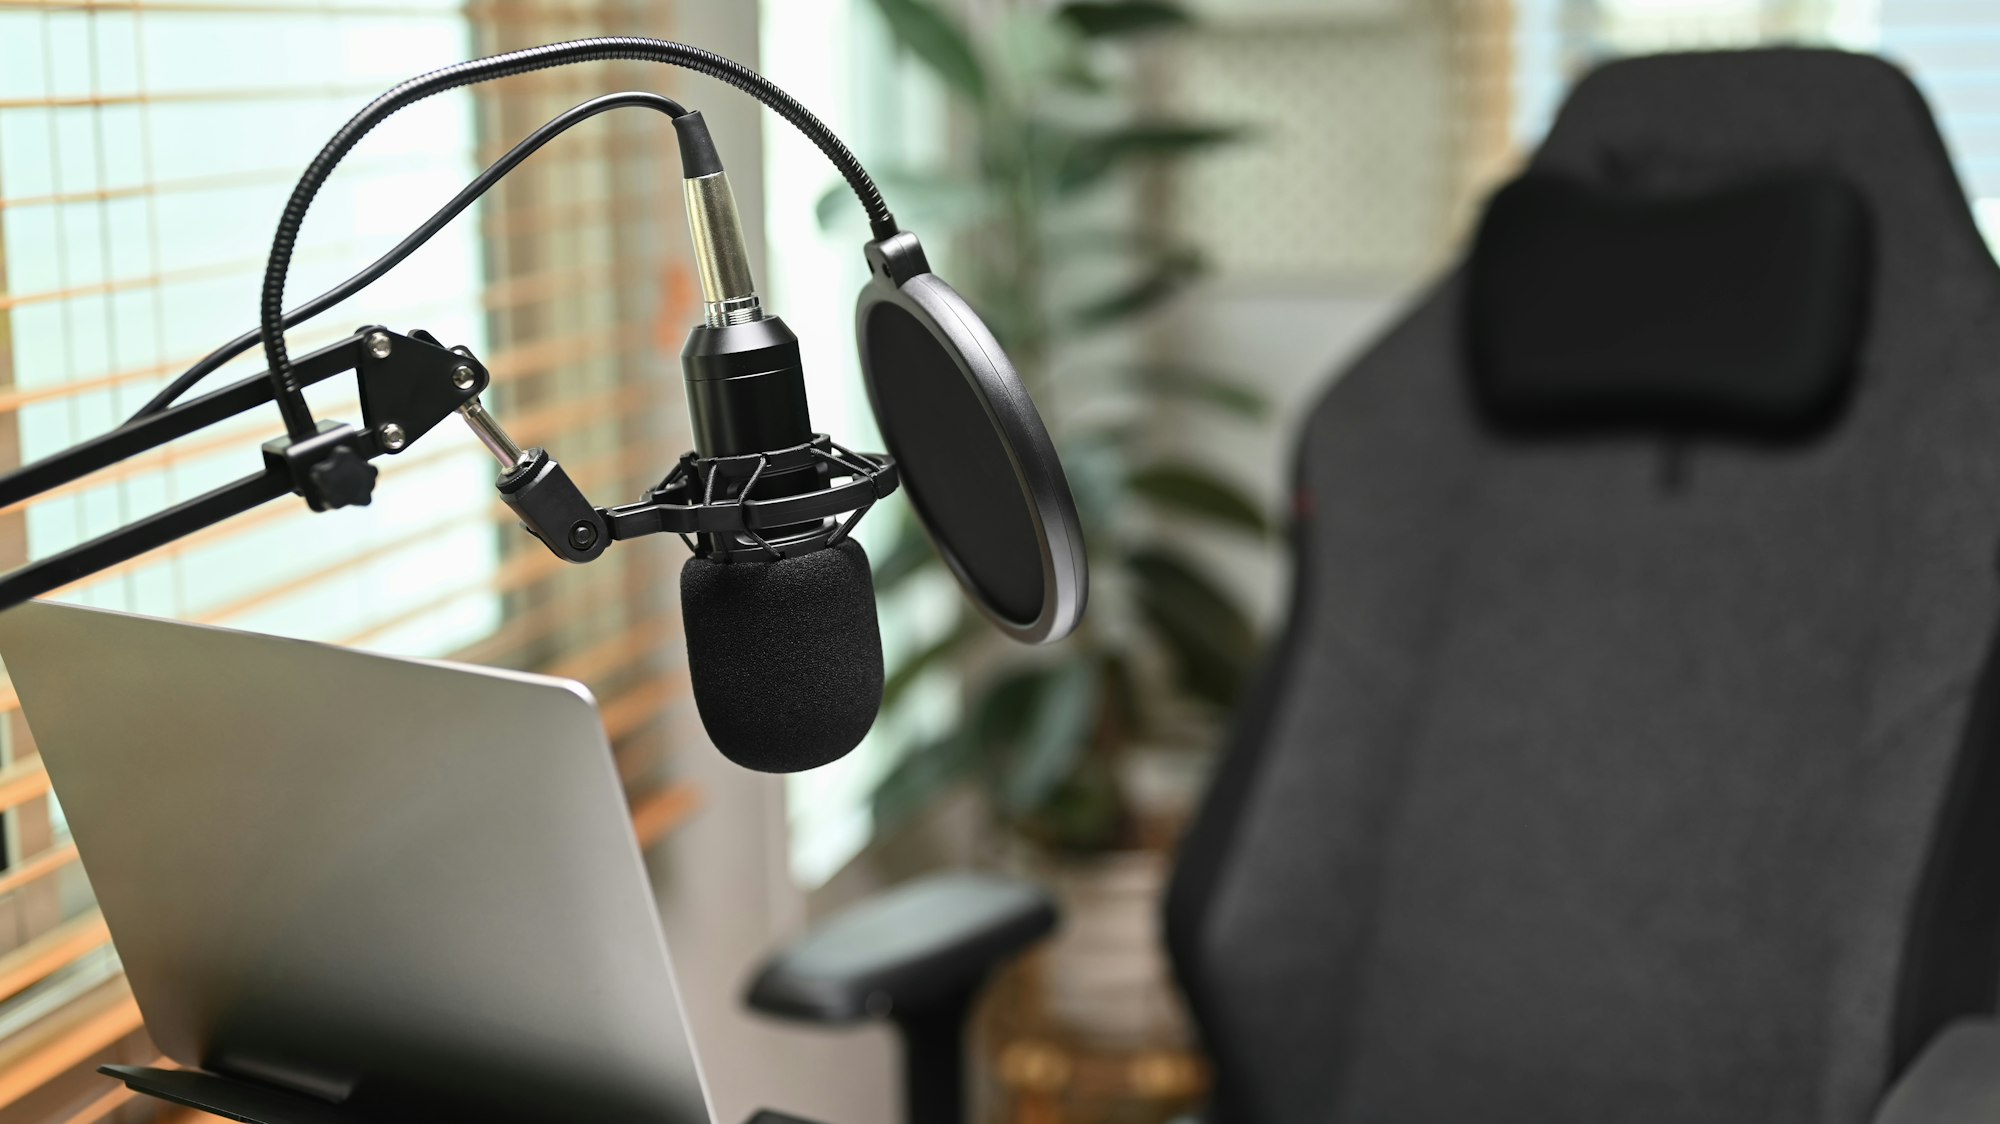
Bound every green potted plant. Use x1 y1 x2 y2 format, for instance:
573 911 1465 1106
828 2 1268 1060
847 0 1268 848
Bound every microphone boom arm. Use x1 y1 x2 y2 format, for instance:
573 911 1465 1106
0 327 491 612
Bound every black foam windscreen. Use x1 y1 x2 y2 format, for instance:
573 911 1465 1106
680 539 884 773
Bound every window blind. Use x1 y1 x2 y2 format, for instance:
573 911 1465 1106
1496 0 2000 247
1877 0 2000 246
0 0 700 1117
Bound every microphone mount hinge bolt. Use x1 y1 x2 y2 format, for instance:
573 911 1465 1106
457 396 531 470
377 422 408 452
364 330 393 360
452 364 477 391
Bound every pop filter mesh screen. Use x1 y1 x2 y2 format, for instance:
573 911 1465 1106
863 302 1044 625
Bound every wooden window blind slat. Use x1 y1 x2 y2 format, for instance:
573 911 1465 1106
0 83 390 112
0 231 451 313
631 783 699 850
0 0 628 23
0 909 109 1004
0 147 467 212
0 256 651 421
64 1076 139 1123
0 0 695 1114
0 980 140 1111
0 136 628 214
0 71 651 113
0 842 79 901
602 674 686 744
1 192 646 313
0 755 51 816
543 614 677 685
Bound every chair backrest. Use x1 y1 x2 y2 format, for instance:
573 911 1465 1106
1164 50 2000 1124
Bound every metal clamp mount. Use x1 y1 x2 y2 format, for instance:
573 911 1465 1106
607 436 899 560
453 410 901 566
263 327 491 512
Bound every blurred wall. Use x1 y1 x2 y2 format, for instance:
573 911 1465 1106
1148 0 1509 625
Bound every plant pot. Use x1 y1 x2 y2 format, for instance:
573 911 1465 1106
984 845 1208 1124
1034 847 1190 1047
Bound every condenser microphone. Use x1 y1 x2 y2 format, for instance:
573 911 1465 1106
659 111 1087 774
671 117 885 773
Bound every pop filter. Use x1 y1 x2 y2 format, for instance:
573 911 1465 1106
855 233 1087 645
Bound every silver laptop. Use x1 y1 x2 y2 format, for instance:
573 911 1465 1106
0 600 713 1122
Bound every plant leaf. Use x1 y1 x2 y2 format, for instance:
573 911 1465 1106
1050 53 1111 93
872 517 941 589
814 182 851 232
881 614 978 711
1001 658 1101 815
873 658 1059 833
1127 545 1259 708
1129 462 1269 537
995 8 1085 90
1017 756 1127 853
1042 226 1194 258
969 666 1059 747
815 170 989 232
869 0 989 104
1057 122 1241 194
1127 364 1269 419
1056 1 1193 37
1068 248 1205 329
871 730 979 833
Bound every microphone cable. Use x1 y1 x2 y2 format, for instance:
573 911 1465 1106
127 90 688 423
256 37 900 442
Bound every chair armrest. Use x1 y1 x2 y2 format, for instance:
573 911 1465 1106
746 872 1056 1023
1875 1019 2000 1123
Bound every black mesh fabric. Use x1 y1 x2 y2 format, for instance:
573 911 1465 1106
862 302 1044 626
681 539 884 773
1165 50 2000 1123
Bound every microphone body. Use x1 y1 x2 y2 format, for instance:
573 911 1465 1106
674 147 886 770
680 318 830 559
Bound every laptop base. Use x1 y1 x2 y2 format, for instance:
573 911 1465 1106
102 1065 826 1124
101 1066 395 1124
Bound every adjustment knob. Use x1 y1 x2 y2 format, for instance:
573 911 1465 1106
307 446 378 510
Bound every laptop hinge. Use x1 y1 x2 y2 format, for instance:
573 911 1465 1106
208 1050 359 1104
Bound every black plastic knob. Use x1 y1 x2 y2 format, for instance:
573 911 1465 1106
307 446 378 510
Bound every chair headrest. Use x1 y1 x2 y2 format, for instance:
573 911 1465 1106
1465 171 1871 439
